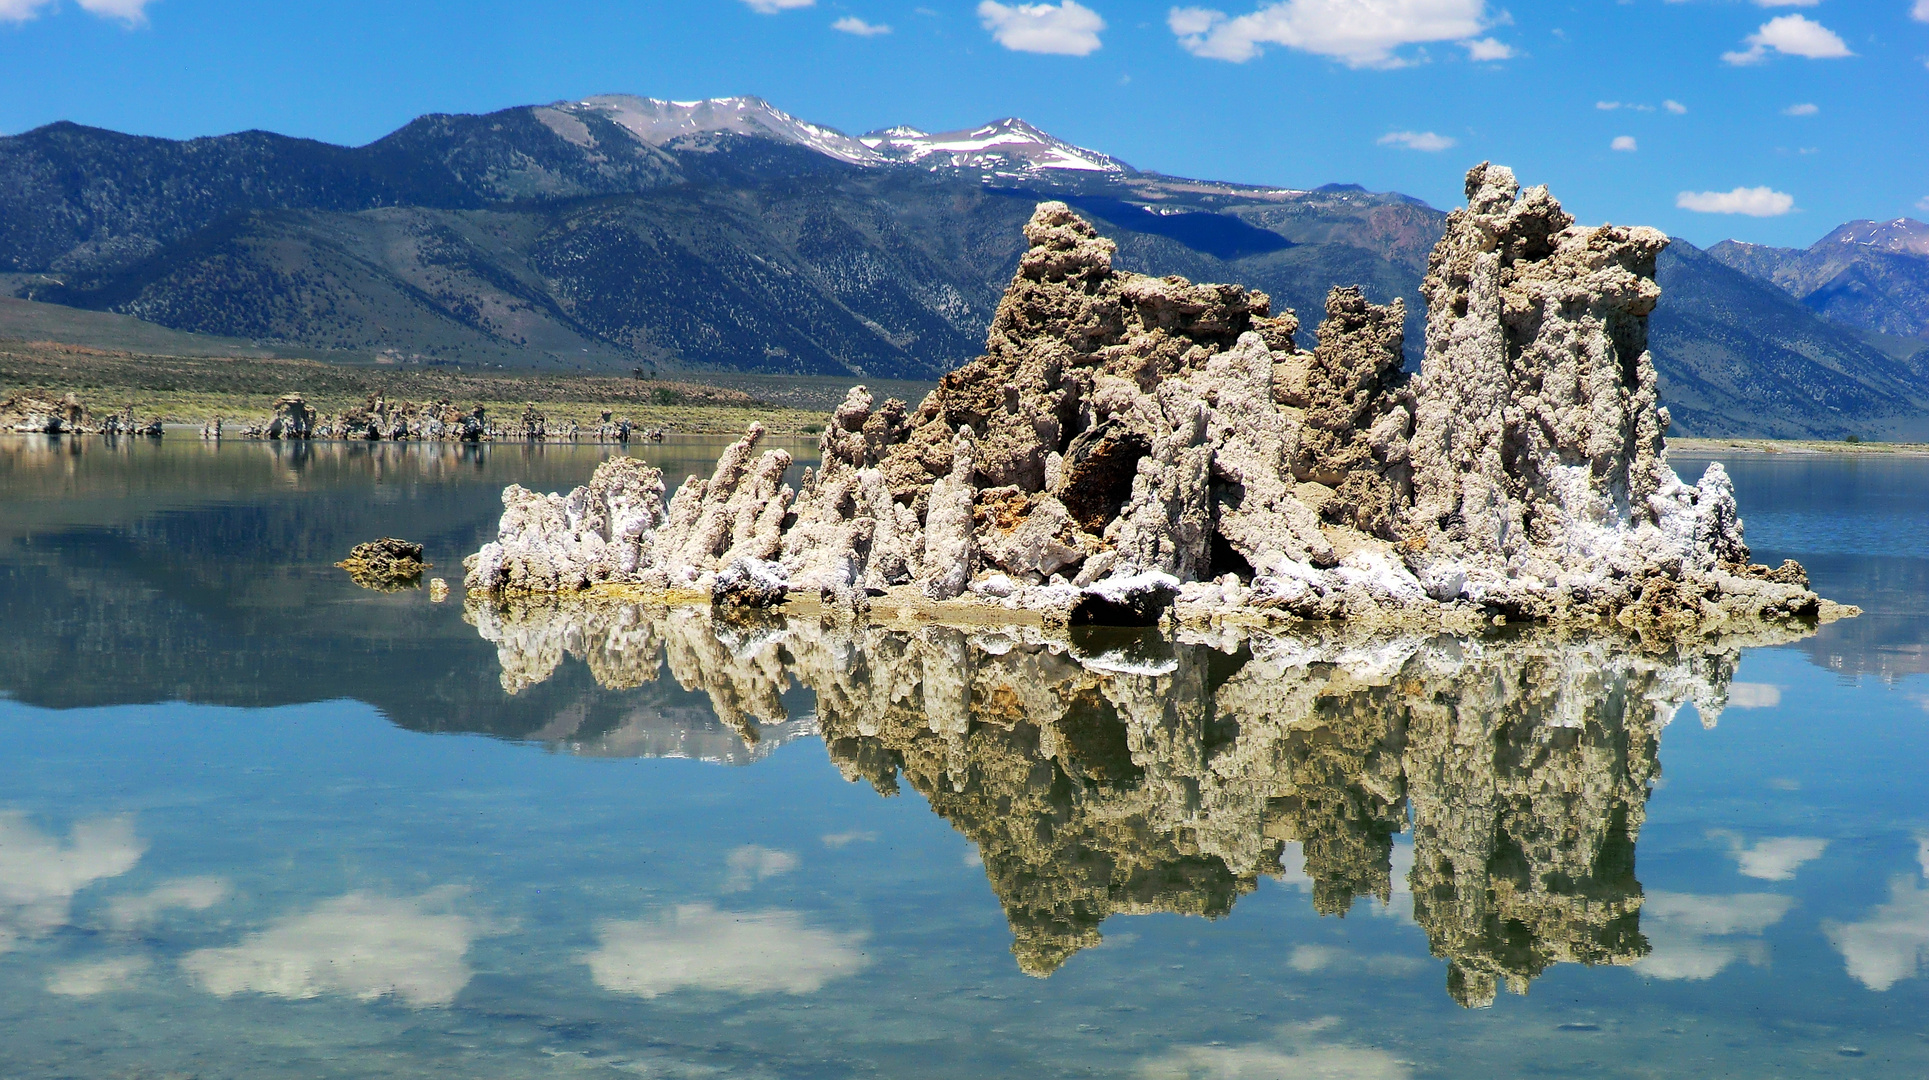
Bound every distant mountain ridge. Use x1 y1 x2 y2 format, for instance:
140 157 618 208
1 95 1927 438
1708 218 1929 349
547 95 885 165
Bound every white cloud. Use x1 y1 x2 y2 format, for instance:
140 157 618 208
1826 874 1929 990
1918 196 1929 213
182 891 485 1007
1727 682 1781 708
1646 891 1792 939
0 812 145 953
0 0 152 21
1597 101 1655 113
1664 99 1688 114
1461 37 1512 61
723 845 799 891
1722 15 1853 64
1287 944 1425 976
587 904 870 998
1713 835 1828 880
979 0 1105 55
1916 0 1929 23
1377 130 1456 151
1635 891 1793 980
0 0 55 21
820 830 878 848
1612 135 1638 152
46 954 152 997
1288 944 1347 971
1676 186 1796 217
832 15 891 35
104 876 228 930
1168 0 1489 68
75 0 152 24
1139 1036 1413 1079
1782 102 1819 116
741 0 814 11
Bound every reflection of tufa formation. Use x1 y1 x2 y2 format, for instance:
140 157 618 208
465 165 1842 632
468 597 1806 999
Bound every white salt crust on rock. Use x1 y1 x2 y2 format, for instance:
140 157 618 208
465 164 1848 633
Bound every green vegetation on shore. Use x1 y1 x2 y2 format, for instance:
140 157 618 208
0 340 854 435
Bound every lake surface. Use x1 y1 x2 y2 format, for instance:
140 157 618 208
4 435 1929 1079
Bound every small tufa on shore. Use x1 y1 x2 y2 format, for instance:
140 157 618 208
464 164 1848 633
225 393 667 443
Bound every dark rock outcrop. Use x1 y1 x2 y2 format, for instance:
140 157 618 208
336 537 430 591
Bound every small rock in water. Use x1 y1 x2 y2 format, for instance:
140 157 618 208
337 538 431 591
428 578 449 603
712 557 789 609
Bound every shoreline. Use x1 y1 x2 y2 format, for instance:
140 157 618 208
0 339 846 436
465 582 1861 645
1669 436 1929 456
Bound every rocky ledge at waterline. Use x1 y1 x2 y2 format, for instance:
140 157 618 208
465 164 1852 633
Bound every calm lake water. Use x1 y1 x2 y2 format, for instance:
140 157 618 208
4 435 1929 1079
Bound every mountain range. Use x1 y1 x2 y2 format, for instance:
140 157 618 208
2 94 1926 439
1708 219 1929 350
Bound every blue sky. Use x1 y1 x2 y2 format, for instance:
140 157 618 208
1 0 1924 247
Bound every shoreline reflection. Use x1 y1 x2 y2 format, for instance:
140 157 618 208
470 597 1815 1004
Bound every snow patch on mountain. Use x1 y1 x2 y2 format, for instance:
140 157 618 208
1818 218 1929 257
862 118 1133 175
542 98 1127 178
558 95 885 166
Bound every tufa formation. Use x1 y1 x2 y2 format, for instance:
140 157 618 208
466 165 1843 632
2 393 163 436
336 537 431 591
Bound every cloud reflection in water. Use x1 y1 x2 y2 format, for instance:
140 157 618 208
1826 842 1929 991
587 903 870 998
1634 892 1793 981
181 890 487 1007
0 811 145 952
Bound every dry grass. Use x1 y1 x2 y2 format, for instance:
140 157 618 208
0 340 833 435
